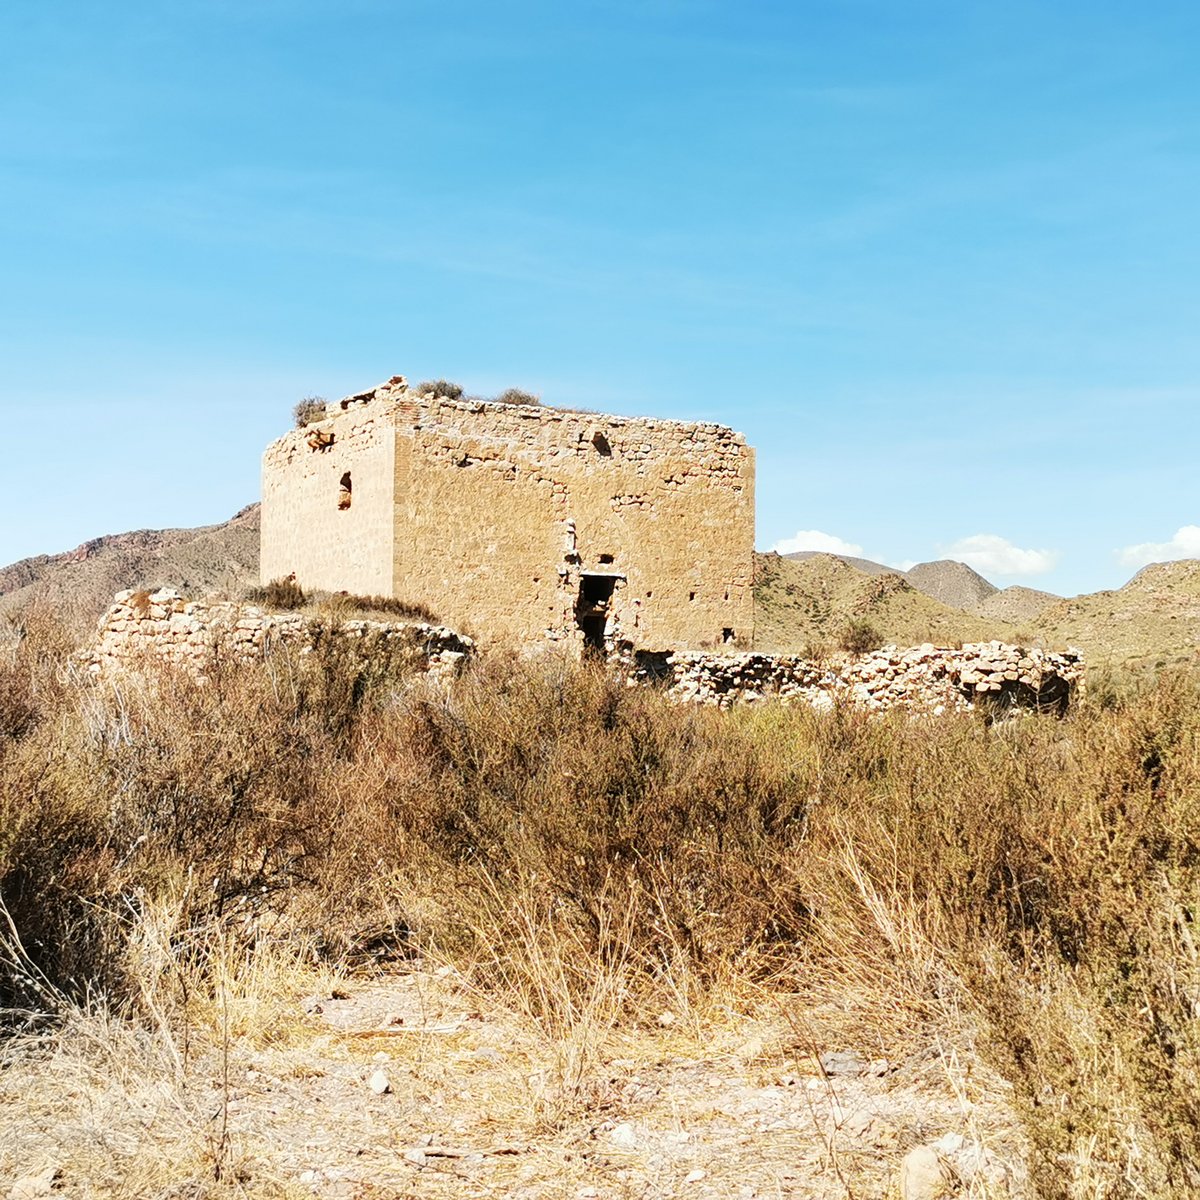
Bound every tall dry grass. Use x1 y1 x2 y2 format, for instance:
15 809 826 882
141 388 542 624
1 612 1199 1196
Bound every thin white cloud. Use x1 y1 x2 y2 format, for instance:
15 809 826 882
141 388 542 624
941 534 1059 577
1116 524 1200 569
772 529 864 557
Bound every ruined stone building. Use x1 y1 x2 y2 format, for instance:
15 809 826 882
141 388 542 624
260 376 755 653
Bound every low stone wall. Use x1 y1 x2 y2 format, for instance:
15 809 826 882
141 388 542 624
84 592 1082 717
631 642 1084 714
84 589 474 680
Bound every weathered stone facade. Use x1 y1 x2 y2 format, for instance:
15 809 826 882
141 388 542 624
84 589 473 680
260 377 755 654
631 642 1085 714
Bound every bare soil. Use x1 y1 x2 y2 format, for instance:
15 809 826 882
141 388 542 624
2 965 1028 1199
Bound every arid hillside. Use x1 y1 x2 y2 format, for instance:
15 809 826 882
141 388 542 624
975 585 1061 625
0 504 261 625
761 552 1200 665
754 553 1020 652
1031 558 1200 666
785 551 1062 621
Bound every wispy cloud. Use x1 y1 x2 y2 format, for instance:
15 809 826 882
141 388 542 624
771 529 864 557
1116 525 1200 569
941 534 1059 577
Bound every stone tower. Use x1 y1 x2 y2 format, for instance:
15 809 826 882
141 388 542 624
261 377 755 654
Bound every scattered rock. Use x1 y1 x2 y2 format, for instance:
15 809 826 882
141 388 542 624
684 1168 707 1183
842 1107 875 1138
608 1122 639 1150
819 1049 866 1077
735 1035 765 1062
367 1069 392 1095
7 1167 61 1200
899 1144 952 1200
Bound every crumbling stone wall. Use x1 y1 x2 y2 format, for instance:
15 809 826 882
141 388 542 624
631 642 1085 714
261 376 755 654
85 594 1083 719
84 589 473 680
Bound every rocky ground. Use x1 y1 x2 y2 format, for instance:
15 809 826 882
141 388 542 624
2 965 1028 1200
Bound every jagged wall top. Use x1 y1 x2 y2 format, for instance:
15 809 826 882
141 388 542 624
264 374 749 464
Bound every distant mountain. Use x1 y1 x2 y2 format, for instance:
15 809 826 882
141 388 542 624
0 505 261 628
786 550 1004 611
903 560 997 610
784 551 896 578
756 553 1018 653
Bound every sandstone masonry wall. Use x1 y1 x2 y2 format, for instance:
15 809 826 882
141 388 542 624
260 400 395 597
632 642 1085 714
84 589 473 680
261 377 755 654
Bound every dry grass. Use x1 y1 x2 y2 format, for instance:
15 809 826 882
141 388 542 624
3 615 1200 1196
245 578 440 626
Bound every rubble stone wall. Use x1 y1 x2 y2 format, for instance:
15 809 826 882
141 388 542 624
261 377 755 654
631 642 1085 714
85 593 1083 719
84 589 474 680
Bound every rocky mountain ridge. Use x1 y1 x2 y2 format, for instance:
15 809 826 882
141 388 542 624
784 550 1061 622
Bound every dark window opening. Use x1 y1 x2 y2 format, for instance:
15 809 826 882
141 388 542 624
599 553 614 564
723 627 736 644
646 590 652 599
592 431 612 456
724 590 730 602
338 472 352 510
576 573 617 655
689 590 697 602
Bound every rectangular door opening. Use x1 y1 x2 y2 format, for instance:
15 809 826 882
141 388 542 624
576 573 618 655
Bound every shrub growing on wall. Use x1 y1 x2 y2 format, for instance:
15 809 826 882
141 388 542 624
415 380 464 400
293 397 327 427
494 388 541 406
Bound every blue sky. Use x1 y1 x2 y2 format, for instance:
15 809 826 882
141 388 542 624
2 0 1198 596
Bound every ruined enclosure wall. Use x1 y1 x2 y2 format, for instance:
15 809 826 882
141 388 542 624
261 405 396 597
85 589 473 680
633 642 1085 714
390 398 755 651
